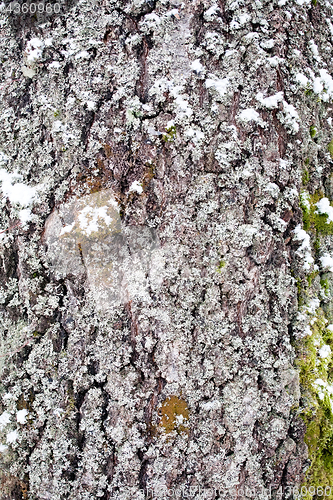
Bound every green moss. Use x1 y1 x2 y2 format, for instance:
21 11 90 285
328 139 333 159
162 125 176 142
307 270 319 287
305 85 314 97
311 0 317 6
321 278 330 296
296 309 333 495
296 277 306 307
300 190 333 235
303 169 310 185
216 260 226 272
310 125 317 139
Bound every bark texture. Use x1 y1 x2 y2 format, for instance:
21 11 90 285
0 0 333 498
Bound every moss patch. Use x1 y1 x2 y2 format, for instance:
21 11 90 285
310 125 317 139
296 308 333 495
216 260 226 273
328 139 333 159
162 125 176 143
159 395 189 434
300 190 333 235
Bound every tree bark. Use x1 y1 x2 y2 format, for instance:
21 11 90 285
0 0 332 498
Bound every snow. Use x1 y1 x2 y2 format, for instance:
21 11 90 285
267 56 284 67
78 206 113 236
300 191 311 211
75 51 89 59
205 4 218 18
327 324 333 332
0 169 37 206
0 152 9 164
313 77 323 94
166 9 180 18
265 183 280 197
256 91 284 109
25 38 44 63
2 393 13 400
60 222 75 236
303 325 312 337
309 40 321 61
52 120 63 133
260 39 275 49
174 95 193 116
312 379 333 406
315 197 333 223
320 253 333 272
205 78 229 98
282 101 299 133
319 345 331 359
307 298 320 315
86 100 96 111
129 181 143 194
6 430 18 444
296 73 309 87
19 208 33 223
202 400 222 410
191 59 204 74
238 13 251 24
17 409 28 424
0 444 8 453
48 61 61 69
311 69 333 101
185 128 205 142
0 411 11 430
238 108 260 122
293 224 314 270
144 13 160 24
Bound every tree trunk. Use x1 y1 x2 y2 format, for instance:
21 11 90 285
0 0 332 498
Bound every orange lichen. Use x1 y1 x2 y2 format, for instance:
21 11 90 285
158 395 189 435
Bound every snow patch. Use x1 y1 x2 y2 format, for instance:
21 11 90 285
315 198 333 223
205 78 229 98
293 224 314 270
296 73 309 87
17 409 28 424
0 169 37 206
238 108 260 122
191 59 204 74
25 38 44 63
129 181 143 194
319 345 331 359
6 430 18 444
78 206 114 236
0 411 11 431
320 253 333 272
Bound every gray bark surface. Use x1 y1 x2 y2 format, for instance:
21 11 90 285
0 0 332 498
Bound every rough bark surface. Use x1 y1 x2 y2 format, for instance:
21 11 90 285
0 0 333 498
